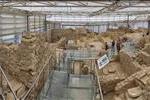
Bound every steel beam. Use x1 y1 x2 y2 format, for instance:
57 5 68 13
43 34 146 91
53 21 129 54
127 14 130 28
89 1 144 16
1 5 150 7
89 1 120 16
3 5 108 7
27 14 29 32
44 15 47 32
0 1 150 21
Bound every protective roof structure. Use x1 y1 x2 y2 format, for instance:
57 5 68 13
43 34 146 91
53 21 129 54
0 1 150 22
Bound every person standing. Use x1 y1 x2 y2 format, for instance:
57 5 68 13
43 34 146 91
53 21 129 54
104 42 111 60
116 39 121 53
111 40 115 54
147 32 149 36
105 42 109 51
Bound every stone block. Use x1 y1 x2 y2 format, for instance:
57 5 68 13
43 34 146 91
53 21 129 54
0 33 57 99
17 85 26 97
143 43 150 54
6 92 14 100
119 50 142 75
127 87 142 98
138 51 150 66
10 80 22 92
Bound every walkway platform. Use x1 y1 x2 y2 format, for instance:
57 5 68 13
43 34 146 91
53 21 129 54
38 71 95 100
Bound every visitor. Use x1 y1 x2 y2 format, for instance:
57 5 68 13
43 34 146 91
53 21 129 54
122 37 127 42
112 40 115 47
116 39 121 53
111 40 115 54
143 34 145 37
65 40 68 48
146 32 149 35
105 42 109 51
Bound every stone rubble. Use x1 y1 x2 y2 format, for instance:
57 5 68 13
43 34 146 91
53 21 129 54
0 28 149 100
98 62 126 94
96 29 150 100
0 33 57 99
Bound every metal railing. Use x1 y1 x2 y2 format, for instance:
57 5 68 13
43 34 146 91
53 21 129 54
66 49 99 60
0 66 18 100
94 62 104 100
21 55 55 100
0 55 55 100
65 49 104 100
37 70 55 100
0 94 5 100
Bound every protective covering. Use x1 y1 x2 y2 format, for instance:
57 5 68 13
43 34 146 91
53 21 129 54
0 1 150 22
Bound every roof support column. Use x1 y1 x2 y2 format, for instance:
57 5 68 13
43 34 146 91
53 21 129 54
39 16 41 32
34 15 35 32
107 23 110 30
44 15 47 32
0 13 2 35
148 16 150 34
26 14 30 32
127 15 130 29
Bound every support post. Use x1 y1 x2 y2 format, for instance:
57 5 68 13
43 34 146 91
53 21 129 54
39 16 41 32
148 16 150 34
127 14 130 29
34 15 35 32
107 23 110 30
27 14 29 32
0 14 2 35
44 15 47 32
94 60 104 100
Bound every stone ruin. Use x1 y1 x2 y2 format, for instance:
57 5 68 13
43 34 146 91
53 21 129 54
0 33 57 100
47 28 150 100
50 28 88 43
97 30 150 100
98 62 126 94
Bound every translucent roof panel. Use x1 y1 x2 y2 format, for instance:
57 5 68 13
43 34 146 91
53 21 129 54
1 1 150 22
47 14 149 22
6 1 112 7
47 15 127 22
117 7 150 12
13 7 104 12
6 1 112 16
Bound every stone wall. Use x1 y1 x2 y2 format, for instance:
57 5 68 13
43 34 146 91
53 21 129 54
138 51 150 66
51 29 75 42
114 67 150 100
50 28 89 43
143 43 150 54
98 62 126 94
0 34 57 99
119 50 142 75
136 43 150 66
